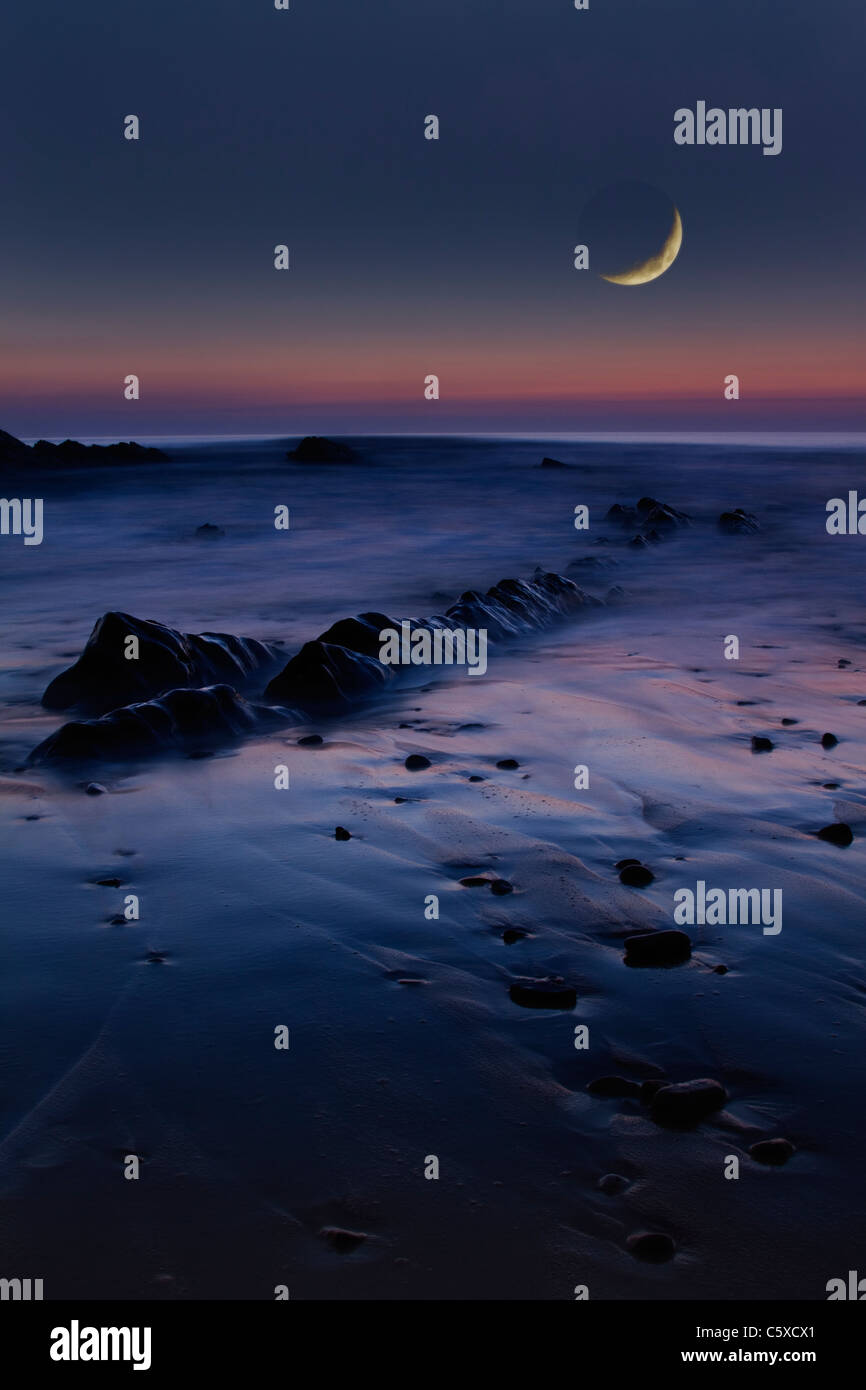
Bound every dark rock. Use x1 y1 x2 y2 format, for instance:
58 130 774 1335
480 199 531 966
640 1079 665 1103
404 754 431 771
195 523 224 539
822 782 840 789
317 612 393 659
751 735 774 753
318 1226 367 1252
266 640 393 711
615 858 641 869
650 1078 728 1126
749 1138 795 1166
540 456 568 468
629 534 650 549
297 734 323 746
468 774 485 782
84 782 107 796
94 877 123 887
718 508 760 535
145 950 166 964
627 1232 675 1263
501 927 528 944
587 1076 641 1098
713 964 729 975
459 876 490 887
637 499 690 529
490 879 513 896
821 732 838 749
43 611 284 716
618 863 654 888
28 685 288 766
781 718 798 726
838 659 851 669
334 826 351 841
816 822 853 847
624 929 691 966
287 437 355 463
496 758 520 769
509 978 577 1009
606 504 639 526
597 1173 630 1195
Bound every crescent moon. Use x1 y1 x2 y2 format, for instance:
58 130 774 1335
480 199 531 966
600 207 683 286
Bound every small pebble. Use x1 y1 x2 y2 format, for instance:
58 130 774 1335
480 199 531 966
501 927 528 945
490 879 513 896
624 929 691 966
496 759 520 770
334 826 352 841
751 736 773 753
627 1232 676 1263
509 979 576 1010
319 1226 367 1253
821 732 838 749
85 782 107 796
619 863 654 888
468 775 485 782
598 1173 630 1195
780 718 798 726
650 1078 728 1126
298 734 323 746
749 1138 795 1166
405 754 431 771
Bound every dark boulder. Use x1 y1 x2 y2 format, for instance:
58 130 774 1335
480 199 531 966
618 862 654 888
718 508 760 535
43 612 284 716
816 822 853 847
539 456 568 468
627 1232 676 1262
265 639 392 711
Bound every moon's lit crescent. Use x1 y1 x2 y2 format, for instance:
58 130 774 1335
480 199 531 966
600 207 683 286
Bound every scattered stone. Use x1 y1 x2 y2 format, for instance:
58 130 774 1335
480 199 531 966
490 879 513 896
405 754 431 771
627 1232 676 1263
821 732 838 749
195 523 224 539
297 734 323 746
334 826 351 841
468 774 485 782
394 796 408 804
749 1138 795 1166
94 877 123 887
751 736 773 753
145 950 166 964
838 659 851 668
615 858 641 869
718 508 760 535
540 456 567 468
822 782 840 790
781 718 798 726
107 914 126 926
624 929 691 966
650 1078 728 1126
509 978 577 1009
618 863 654 888
460 876 490 887
587 1076 641 1098
629 534 650 549
318 1226 367 1252
713 964 729 975
502 927 528 944
598 1173 630 1195
84 782 107 796
816 822 853 847
496 758 520 769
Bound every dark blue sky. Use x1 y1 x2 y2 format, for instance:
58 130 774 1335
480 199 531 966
2 0 863 434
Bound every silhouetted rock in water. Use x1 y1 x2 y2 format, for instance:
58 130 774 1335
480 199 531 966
0 428 30 465
567 555 617 572
618 862 654 888
751 735 774 753
718 507 760 534
496 758 520 769
650 1078 727 1127
334 826 351 840
264 639 392 711
0 428 167 469
509 978 576 1009
640 1079 665 1103
297 734 323 746
317 613 393 659
821 731 839 749
627 1232 675 1263
616 858 641 869
28 685 291 767
490 879 513 896
750 1138 795 1166
816 822 853 847
781 718 798 726
587 1076 641 1098
195 523 224 539
539 456 568 468
624 929 691 966
629 534 650 549
404 753 431 770
286 436 355 463
636 497 690 528
598 1173 630 1195
318 1226 367 1252
84 782 107 796
43 612 284 716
